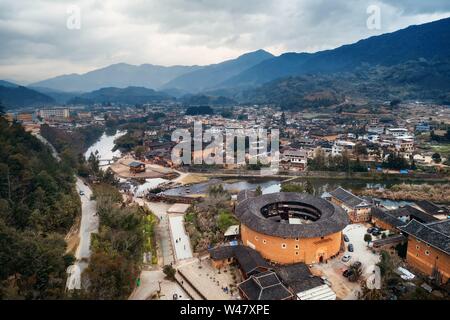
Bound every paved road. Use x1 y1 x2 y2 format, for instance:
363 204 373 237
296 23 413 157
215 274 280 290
75 178 98 260
66 178 98 290
169 215 193 261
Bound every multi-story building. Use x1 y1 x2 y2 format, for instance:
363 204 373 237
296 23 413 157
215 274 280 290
367 126 385 135
328 187 372 223
399 220 450 285
38 108 70 120
331 140 355 157
395 138 414 155
386 128 410 138
17 113 34 123
282 149 309 171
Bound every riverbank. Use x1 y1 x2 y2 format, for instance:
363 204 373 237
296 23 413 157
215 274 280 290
185 168 450 183
355 183 450 204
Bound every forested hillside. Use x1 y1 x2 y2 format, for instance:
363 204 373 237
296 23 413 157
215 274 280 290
0 114 80 299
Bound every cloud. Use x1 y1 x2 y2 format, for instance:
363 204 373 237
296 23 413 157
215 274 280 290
0 0 449 83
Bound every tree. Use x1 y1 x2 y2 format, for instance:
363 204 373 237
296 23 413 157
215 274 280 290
217 210 238 232
221 110 233 119
354 143 368 157
134 146 146 159
377 251 394 277
163 265 176 281
255 185 262 196
309 149 326 170
208 184 225 196
280 112 287 126
390 99 401 108
432 153 441 164
100 168 119 186
84 252 136 299
88 151 100 174
364 233 372 246
281 183 305 193
305 180 314 195
348 264 362 282
382 153 410 170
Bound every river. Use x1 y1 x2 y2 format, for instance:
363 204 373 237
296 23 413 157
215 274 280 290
82 133 425 209
162 177 420 209
84 130 127 165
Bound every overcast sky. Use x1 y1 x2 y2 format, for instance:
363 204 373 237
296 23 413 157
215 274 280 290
1 0 449 84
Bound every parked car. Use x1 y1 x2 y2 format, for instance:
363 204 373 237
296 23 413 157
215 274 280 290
348 244 354 252
391 285 407 295
343 269 354 278
343 234 349 242
352 261 362 269
342 254 351 262
372 230 381 236
79 191 85 196
368 227 380 234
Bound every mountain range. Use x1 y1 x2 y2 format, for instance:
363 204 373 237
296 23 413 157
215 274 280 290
161 49 274 92
0 80 55 108
31 63 201 93
223 17 450 88
67 86 174 105
2 17 450 109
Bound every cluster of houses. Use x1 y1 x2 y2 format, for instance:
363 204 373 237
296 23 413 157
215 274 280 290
209 245 336 300
206 186 449 300
326 187 450 286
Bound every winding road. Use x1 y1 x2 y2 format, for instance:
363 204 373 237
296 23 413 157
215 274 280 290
66 178 99 290
32 131 99 290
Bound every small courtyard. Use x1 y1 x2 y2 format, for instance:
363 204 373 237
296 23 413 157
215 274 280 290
312 223 381 299
176 257 243 300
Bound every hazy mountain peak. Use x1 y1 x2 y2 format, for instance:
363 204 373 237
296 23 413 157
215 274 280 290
161 49 275 92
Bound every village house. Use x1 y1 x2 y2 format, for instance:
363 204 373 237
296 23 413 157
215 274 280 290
399 219 450 285
327 187 372 223
129 161 146 174
281 149 309 171
275 263 336 300
209 245 335 300
385 127 411 138
371 207 405 232
415 200 450 220
238 271 293 300
331 140 355 157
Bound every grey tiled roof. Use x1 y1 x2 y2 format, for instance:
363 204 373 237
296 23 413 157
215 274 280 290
399 219 450 255
208 245 271 275
416 200 450 216
329 187 369 208
209 245 235 260
390 205 439 224
235 192 349 238
129 161 144 167
276 263 323 293
237 190 256 204
371 207 406 228
426 220 450 237
238 271 293 300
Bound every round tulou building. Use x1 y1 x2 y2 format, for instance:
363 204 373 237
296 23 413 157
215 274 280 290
235 191 349 265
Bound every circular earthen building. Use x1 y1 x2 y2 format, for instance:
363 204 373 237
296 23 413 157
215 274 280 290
236 191 349 264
